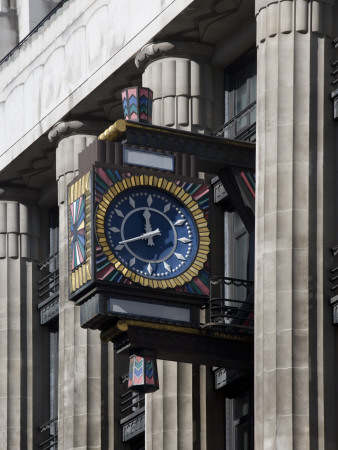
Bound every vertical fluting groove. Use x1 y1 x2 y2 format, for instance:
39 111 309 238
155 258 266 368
177 96 189 126
176 59 190 126
87 329 101 448
262 29 279 448
191 61 201 98
295 0 309 33
280 0 293 33
292 28 311 449
176 59 190 96
163 96 175 127
178 363 193 450
267 2 278 37
255 16 267 442
162 60 176 127
8 256 21 448
107 344 114 448
163 360 178 450
151 62 162 125
162 60 176 98
199 366 207 450
259 7 267 42
311 0 322 35
151 360 164 449
0 257 8 447
276 27 295 449
192 97 202 127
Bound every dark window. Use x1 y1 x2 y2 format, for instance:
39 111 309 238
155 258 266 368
214 49 256 142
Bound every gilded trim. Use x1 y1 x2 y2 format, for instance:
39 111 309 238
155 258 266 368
95 175 209 289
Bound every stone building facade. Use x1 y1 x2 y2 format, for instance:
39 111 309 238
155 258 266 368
0 0 337 449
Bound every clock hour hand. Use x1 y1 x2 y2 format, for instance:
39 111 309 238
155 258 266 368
143 209 154 246
118 228 161 245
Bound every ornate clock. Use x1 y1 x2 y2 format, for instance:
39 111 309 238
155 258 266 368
95 173 210 290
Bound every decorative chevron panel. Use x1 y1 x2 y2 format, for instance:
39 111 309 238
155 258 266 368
128 354 159 393
121 86 153 124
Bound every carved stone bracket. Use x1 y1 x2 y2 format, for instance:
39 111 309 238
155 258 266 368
48 120 111 145
135 41 214 70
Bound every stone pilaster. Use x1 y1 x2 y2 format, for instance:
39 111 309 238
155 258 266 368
49 121 114 449
255 1 337 448
0 188 40 449
136 45 223 449
136 42 224 133
145 361 195 449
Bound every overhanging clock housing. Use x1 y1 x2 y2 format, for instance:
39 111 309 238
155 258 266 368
67 163 210 331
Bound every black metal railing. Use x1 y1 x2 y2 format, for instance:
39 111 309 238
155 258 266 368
0 0 70 66
38 417 58 450
203 276 254 335
38 251 59 302
120 373 145 442
212 101 256 142
332 37 338 87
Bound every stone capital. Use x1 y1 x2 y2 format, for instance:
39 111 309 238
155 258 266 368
135 41 214 70
48 120 111 145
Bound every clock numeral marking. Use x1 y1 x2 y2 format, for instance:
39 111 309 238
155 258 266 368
115 244 124 251
178 237 191 243
109 227 120 233
129 257 136 267
147 263 153 275
129 196 135 208
163 203 171 213
114 208 124 218
174 219 186 226
174 252 186 261
147 195 153 207
163 261 171 272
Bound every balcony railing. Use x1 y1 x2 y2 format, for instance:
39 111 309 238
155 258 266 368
38 251 59 301
203 276 254 335
38 417 58 450
120 373 145 442
212 101 256 142
38 251 59 326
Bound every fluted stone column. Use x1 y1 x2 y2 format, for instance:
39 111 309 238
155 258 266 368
136 42 224 133
49 120 115 449
0 188 40 449
136 44 224 450
255 1 337 448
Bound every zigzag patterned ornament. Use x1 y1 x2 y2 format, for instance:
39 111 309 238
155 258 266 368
121 86 153 123
128 354 159 393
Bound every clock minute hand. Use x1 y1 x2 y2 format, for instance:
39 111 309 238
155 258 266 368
118 228 161 245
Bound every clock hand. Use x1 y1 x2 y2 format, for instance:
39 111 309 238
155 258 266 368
118 228 161 245
143 208 154 246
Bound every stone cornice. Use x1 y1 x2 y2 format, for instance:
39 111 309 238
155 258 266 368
48 120 112 145
135 41 214 70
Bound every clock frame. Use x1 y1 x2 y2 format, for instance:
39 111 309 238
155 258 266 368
95 174 209 289
68 165 210 300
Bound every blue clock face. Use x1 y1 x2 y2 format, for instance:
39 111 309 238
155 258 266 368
104 186 198 280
